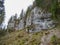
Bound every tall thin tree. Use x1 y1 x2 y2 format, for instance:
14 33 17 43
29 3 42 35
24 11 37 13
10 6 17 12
0 0 5 28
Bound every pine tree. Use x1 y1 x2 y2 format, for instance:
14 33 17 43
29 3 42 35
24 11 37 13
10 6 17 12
50 0 58 20
20 9 24 19
35 0 58 20
0 0 5 26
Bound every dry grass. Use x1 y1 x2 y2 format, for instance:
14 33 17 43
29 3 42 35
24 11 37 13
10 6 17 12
0 26 60 45
0 30 43 45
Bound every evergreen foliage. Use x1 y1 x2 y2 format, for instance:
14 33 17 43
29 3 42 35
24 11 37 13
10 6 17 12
0 0 5 25
35 0 58 20
0 30 7 37
50 35 60 45
50 0 58 20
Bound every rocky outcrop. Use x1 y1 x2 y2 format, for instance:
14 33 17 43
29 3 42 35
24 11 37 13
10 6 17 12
7 10 25 30
7 14 17 30
26 7 55 32
7 7 55 32
17 10 25 30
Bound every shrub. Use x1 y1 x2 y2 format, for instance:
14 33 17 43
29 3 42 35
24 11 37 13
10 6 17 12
0 30 7 37
50 35 60 45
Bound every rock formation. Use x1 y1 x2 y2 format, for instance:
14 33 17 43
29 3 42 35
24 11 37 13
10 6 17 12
7 2 55 32
25 6 55 32
7 14 17 30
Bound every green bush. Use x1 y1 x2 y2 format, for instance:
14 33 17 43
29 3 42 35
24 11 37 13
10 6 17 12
7 29 15 33
35 0 58 20
0 30 7 37
50 35 60 45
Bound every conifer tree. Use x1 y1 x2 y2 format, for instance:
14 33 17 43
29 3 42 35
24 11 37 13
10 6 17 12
35 0 58 20
0 0 5 26
20 9 24 19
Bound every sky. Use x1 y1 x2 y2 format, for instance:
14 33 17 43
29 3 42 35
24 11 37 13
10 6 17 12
4 0 34 28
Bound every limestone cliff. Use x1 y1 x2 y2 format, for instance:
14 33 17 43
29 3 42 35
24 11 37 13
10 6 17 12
7 1 56 32
25 6 55 32
7 6 55 33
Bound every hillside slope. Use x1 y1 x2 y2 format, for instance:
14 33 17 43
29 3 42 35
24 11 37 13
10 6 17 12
0 27 60 45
